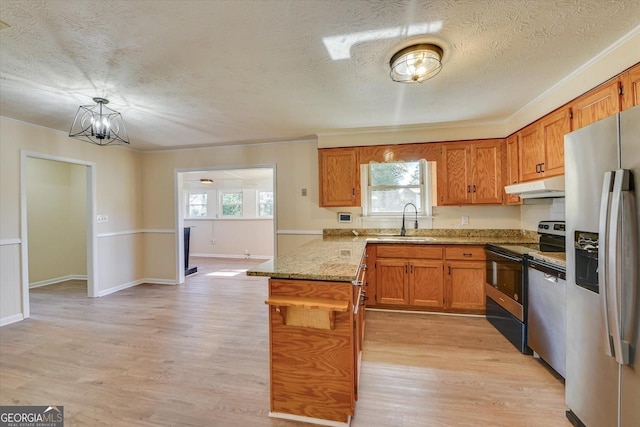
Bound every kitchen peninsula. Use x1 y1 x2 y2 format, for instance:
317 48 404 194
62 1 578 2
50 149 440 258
247 229 539 426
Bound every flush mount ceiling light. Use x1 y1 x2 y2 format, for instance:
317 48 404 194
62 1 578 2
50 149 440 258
390 43 443 83
200 179 214 184
69 97 130 146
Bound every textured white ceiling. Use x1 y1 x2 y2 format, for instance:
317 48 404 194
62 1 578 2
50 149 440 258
1 0 639 150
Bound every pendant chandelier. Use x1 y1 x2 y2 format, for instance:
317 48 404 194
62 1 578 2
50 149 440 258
390 43 443 83
69 97 130 146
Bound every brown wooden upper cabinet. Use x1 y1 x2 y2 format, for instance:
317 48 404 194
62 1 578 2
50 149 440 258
505 134 521 205
318 147 360 207
571 78 621 131
621 63 640 110
518 107 570 182
440 139 503 205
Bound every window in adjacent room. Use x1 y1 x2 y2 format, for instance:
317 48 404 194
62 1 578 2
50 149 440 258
362 159 432 216
257 191 274 217
186 193 208 217
220 191 243 217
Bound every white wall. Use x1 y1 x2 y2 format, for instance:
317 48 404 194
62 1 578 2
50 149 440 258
185 219 273 258
27 158 87 286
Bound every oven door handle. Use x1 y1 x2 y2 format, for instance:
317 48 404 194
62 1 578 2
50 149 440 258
485 248 522 263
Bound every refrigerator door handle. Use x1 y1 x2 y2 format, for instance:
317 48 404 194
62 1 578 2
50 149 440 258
599 171 615 358
609 169 631 365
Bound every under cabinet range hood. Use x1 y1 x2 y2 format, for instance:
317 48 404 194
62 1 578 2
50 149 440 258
505 176 565 199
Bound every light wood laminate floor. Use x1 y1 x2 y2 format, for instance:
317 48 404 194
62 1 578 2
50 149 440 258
0 257 569 426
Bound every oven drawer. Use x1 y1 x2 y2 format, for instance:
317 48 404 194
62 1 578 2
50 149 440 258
446 246 486 260
485 283 523 321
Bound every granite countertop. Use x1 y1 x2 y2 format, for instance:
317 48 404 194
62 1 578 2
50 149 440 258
529 251 567 268
247 238 367 282
247 228 542 282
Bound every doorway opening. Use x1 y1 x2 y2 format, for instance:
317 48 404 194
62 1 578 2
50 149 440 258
20 151 97 318
175 166 276 284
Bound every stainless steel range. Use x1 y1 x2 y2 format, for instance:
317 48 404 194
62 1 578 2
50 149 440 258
484 221 566 354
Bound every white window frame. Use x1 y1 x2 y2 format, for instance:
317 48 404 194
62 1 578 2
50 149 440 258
257 190 274 218
361 159 432 217
185 192 208 218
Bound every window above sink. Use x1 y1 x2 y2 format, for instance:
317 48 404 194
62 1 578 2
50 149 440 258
360 159 436 229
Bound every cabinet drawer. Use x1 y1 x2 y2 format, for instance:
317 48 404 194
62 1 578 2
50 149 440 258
377 245 443 259
444 246 486 260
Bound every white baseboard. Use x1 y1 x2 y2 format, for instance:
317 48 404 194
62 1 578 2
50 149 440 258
97 278 177 297
191 253 273 260
268 412 350 427
29 274 88 289
0 313 24 327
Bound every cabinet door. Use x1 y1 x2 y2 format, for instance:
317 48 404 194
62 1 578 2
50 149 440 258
621 64 640 110
440 143 471 205
519 123 544 182
376 259 409 305
446 261 486 312
571 79 621 130
409 260 444 308
471 139 503 204
505 134 521 205
539 107 571 177
318 148 360 207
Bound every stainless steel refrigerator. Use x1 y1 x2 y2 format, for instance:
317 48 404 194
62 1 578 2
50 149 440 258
565 105 639 427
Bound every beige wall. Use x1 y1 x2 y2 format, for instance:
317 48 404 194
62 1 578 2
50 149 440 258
143 141 332 275
27 158 87 285
0 118 145 324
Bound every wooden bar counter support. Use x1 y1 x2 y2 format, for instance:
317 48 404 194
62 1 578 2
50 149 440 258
267 278 358 426
265 296 349 330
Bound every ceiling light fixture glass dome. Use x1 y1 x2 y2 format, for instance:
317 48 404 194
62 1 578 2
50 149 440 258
390 43 443 83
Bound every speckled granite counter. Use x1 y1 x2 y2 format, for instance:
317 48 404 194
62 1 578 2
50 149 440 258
247 229 541 281
529 251 566 268
324 228 539 242
247 238 367 281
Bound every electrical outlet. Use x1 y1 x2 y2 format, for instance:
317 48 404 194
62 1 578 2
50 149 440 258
461 215 469 225
97 215 109 223
210 239 216 245
301 188 307 196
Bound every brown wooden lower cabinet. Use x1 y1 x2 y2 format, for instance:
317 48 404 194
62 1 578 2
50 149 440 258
445 260 486 311
373 244 486 314
266 277 364 425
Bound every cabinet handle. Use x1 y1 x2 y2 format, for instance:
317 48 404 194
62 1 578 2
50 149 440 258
448 266 451 275
540 162 545 172
405 265 408 274
463 253 472 257
411 264 414 274
535 163 540 173
472 185 476 193
467 185 471 193
352 188 355 196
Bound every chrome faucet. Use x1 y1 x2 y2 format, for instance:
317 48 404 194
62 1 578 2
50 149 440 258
400 203 418 236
